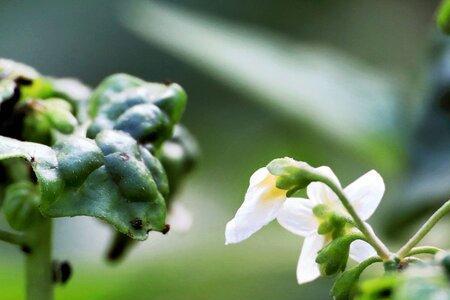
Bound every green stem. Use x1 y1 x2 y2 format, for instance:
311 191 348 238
397 200 450 258
25 218 53 300
405 246 441 257
0 229 28 248
318 176 391 260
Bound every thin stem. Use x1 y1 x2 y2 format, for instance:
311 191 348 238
405 246 441 257
0 229 28 248
319 176 391 260
397 199 450 258
358 256 383 270
25 218 53 300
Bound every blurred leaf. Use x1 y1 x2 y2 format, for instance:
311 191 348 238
389 35 450 229
123 1 405 171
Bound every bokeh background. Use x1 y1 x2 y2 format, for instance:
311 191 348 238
0 0 449 299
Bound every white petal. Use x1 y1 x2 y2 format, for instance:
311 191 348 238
306 182 345 214
167 202 193 233
277 198 319 236
297 234 325 284
315 166 341 188
249 167 270 186
225 185 285 244
344 170 384 220
349 240 377 262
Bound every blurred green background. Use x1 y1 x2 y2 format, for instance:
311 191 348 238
0 0 449 299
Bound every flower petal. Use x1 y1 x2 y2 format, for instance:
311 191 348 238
249 167 270 186
167 202 193 233
315 166 341 188
297 234 325 284
306 182 344 214
277 198 319 236
344 170 384 220
349 239 377 262
225 184 285 244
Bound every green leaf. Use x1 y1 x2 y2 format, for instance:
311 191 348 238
88 73 145 118
86 73 187 146
0 133 168 240
331 257 381 300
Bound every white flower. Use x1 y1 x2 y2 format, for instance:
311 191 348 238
225 161 338 244
277 169 384 284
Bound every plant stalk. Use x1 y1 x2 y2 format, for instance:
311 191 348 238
319 176 391 260
25 218 53 300
397 199 450 258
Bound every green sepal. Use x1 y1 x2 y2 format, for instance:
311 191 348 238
318 221 333 235
316 234 364 276
313 204 329 218
331 257 381 300
267 157 315 191
2 181 42 231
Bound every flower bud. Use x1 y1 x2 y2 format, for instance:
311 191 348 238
316 234 363 276
266 157 315 195
2 181 42 231
331 258 381 300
